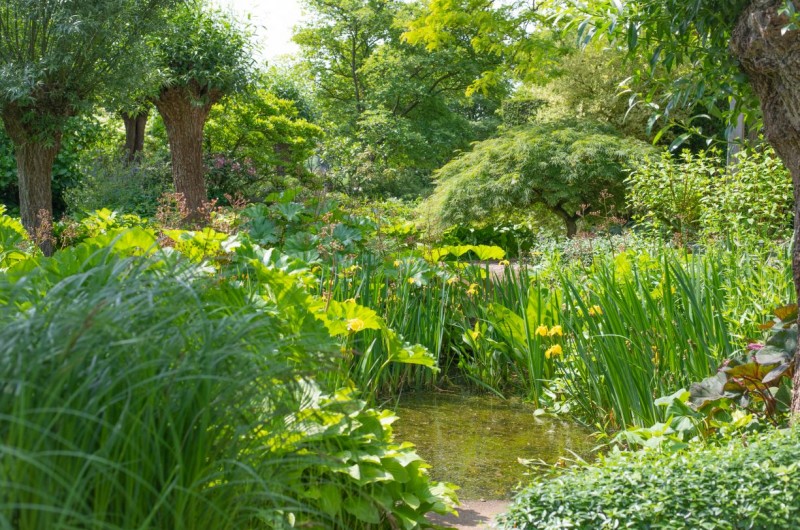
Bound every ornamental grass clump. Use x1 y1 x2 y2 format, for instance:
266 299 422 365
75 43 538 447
0 256 318 529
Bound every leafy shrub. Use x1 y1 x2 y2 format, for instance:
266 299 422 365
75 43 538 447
627 145 792 241
204 86 324 199
500 426 800 529
439 207 564 258
702 146 793 239
52 208 153 251
0 205 30 268
626 149 716 238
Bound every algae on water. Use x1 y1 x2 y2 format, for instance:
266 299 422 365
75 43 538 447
392 393 595 499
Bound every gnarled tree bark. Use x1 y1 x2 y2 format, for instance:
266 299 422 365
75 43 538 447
730 0 800 414
154 84 220 216
2 108 61 256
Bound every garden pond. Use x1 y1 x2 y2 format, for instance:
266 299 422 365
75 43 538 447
392 392 596 500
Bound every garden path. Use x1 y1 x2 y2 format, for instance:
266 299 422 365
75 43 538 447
427 500 510 529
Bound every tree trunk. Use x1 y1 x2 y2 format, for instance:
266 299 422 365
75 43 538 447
155 87 215 215
274 142 290 177
122 110 148 164
565 217 578 238
2 110 61 256
730 0 800 414
555 207 579 238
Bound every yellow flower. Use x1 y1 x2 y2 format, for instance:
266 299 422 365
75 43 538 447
588 305 603 317
344 298 356 304
466 283 479 296
394 260 401 267
536 325 548 337
545 344 563 359
499 259 510 266
347 318 366 332
548 325 563 337
468 329 481 341
447 276 459 285
407 277 417 285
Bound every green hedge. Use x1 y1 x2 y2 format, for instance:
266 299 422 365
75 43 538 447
501 427 800 529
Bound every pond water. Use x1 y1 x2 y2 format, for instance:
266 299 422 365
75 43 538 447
391 392 596 500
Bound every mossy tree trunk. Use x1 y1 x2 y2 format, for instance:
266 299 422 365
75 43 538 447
122 110 149 164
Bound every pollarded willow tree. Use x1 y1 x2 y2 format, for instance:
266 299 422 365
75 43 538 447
0 0 176 253
150 3 252 215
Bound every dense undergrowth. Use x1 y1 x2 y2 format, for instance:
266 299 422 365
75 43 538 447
500 425 800 529
0 211 456 529
1 190 796 528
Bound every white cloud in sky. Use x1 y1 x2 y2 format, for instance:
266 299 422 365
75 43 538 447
217 0 304 62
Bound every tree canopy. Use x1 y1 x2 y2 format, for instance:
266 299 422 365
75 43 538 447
423 120 656 236
295 0 506 197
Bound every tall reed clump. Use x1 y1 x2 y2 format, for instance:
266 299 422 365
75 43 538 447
315 253 460 393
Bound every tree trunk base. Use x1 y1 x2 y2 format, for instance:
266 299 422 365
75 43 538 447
155 86 216 217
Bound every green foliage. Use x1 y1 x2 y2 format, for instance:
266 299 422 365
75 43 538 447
204 85 324 198
558 0 759 129
509 45 720 145
438 207 564 258
64 153 173 217
4 191 795 441
0 0 176 139
500 98 546 127
151 3 253 103
0 225 456 529
702 146 794 239
626 149 719 238
688 304 797 424
404 0 569 94
265 385 458 529
295 0 505 198
423 120 655 234
627 145 793 240
233 195 795 429
501 426 800 529
0 204 29 268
